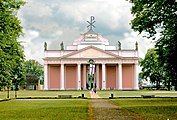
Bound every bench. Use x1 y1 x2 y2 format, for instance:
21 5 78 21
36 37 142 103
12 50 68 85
141 95 155 98
58 95 72 99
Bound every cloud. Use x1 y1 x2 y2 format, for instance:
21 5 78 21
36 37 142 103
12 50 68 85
18 0 153 64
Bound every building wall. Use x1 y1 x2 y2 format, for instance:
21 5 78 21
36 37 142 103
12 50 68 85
99 64 102 90
48 65 60 90
46 63 137 90
106 65 116 89
65 65 77 89
122 64 134 89
81 64 84 89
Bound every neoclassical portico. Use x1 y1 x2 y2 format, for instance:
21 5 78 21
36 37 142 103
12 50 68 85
44 46 139 90
43 16 139 90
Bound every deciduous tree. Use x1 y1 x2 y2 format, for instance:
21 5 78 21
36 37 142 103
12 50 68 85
131 0 177 89
24 60 43 87
139 48 165 89
0 0 25 96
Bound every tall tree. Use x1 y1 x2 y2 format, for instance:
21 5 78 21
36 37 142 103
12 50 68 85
0 0 25 95
131 0 177 89
139 48 165 89
24 60 43 87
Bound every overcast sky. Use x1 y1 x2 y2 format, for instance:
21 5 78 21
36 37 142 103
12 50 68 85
18 0 154 64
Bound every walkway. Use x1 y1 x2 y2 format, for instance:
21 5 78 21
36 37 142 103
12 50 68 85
89 91 100 98
89 91 141 120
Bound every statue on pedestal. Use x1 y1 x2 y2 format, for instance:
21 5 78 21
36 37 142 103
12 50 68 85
135 41 138 50
60 41 64 50
44 42 47 51
118 41 121 50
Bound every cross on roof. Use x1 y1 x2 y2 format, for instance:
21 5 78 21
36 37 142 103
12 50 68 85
87 16 96 31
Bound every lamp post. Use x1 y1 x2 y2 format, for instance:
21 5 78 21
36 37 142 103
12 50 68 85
14 74 18 98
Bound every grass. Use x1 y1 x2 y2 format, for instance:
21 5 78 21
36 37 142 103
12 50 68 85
110 98 177 120
1 90 177 99
0 99 89 120
0 90 90 99
96 90 177 98
1 90 177 120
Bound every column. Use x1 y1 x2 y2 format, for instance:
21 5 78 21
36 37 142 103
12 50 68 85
102 63 106 90
96 64 99 90
118 63 122 90
77 64 81 90
83 64 87 89
116 65 118 89
60 64 64 90
44 64 48 90
134 63 139 90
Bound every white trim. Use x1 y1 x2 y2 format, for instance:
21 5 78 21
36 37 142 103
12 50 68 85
102 64 106 90
44 64 48 90
83 64 87 89
118 63 122 90
134 63 139 90
77 64 81 90
60 64 65 90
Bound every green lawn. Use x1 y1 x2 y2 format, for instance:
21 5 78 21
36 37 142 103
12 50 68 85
0 90 90 99
1 90 177 120
96 90 177 98
111 98 177 120
0 99 89 120
1 90 177 100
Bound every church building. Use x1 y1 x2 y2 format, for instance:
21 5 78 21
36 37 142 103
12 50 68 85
43 16 139 90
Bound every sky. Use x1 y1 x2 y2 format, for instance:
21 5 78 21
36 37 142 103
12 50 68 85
18 0 154 64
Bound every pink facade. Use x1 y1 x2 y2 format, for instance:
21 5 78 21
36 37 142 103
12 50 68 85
43 19 139 90
122 64 134 89
99 65 102 90
106 65 116 89
45 62 138 90
65 65 77 89
48 65 60 90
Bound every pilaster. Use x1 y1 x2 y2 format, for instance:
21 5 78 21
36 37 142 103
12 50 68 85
60 64 65 90
134 63 139 90
102 63 106 90
77 63 81 90
118 63 122 90
44 64 48 90
96 64 99 90
83 64 87 89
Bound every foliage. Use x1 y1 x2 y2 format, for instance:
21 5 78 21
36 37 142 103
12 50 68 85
24 60 43 85
0 0 25 89
131 0 177 89
139 48 165 89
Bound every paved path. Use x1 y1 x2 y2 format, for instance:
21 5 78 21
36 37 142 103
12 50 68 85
89 91 100 98
89 91 141 120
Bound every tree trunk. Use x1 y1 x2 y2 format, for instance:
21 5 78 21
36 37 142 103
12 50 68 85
7 87 10 98
156 81 160 90
167 80 171 91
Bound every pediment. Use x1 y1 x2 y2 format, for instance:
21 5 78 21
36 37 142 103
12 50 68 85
62 46 119 58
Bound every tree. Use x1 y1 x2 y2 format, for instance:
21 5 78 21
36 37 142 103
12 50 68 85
139 48 165 89
0 0 25 97
24 60 43 89
131 0 177 89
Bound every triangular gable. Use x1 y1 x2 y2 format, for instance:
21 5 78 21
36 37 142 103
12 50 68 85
62 46 121 59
